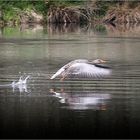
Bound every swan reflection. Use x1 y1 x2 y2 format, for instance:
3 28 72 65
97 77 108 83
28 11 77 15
50 88 111 110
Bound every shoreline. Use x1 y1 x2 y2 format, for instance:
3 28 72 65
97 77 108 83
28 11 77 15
0 1 140 26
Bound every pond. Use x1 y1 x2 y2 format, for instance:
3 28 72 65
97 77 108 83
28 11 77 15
0 23 140 138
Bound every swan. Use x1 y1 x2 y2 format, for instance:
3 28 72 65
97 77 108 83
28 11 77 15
50 59 111 80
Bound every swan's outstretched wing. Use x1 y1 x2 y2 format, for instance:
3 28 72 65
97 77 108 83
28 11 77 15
66 63 112 78
50 59 88 79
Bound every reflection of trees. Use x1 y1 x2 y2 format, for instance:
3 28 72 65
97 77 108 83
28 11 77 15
105 23 140 36
19 24 43 32
47 23 107 35
47 23 83 34
47 22 140 36
1 22 139 37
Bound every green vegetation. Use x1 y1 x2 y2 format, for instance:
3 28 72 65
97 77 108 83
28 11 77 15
46 0 84 7
0 0 47 24
0 0 140 25
0 0 85 25
0 1 46 13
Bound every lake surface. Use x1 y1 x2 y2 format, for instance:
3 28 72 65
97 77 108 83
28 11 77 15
0 23 140 138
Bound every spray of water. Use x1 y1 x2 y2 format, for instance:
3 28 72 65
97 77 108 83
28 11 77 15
0 75 30 93
12 75 30 93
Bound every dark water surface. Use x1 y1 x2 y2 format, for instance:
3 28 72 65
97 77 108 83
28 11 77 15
0 24 140 138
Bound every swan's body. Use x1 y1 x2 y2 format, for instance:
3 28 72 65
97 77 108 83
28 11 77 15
51 59 111 80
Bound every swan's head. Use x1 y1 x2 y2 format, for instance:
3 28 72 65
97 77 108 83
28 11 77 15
92 59 107 64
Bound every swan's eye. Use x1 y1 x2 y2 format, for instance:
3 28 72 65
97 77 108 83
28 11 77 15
64 66 68 70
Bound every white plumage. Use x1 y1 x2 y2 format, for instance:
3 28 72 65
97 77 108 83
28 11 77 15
67 63 111 78
51 59 111 80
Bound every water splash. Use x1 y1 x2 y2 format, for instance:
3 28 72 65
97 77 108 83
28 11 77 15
12 75 30 93
12 75 30 86
0 75 30 93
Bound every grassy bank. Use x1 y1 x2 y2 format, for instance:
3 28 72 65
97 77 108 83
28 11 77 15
0 0 85 25
0 1 140 25
0 1 47 25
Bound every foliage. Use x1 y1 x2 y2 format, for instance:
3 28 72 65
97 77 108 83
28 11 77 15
0 0 140 25
46 0 84 7
0 0 46 24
